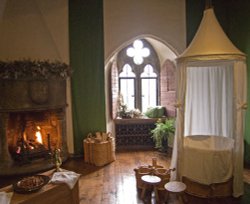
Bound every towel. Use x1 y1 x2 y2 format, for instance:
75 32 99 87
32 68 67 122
50 171 81 189
0 192 13 204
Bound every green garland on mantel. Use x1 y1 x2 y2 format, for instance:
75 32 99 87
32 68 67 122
0 59 71 79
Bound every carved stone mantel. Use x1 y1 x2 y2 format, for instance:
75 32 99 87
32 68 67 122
0 79 66 112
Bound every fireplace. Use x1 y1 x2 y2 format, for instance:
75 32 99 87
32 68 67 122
0 61 70 176
8 110 65 163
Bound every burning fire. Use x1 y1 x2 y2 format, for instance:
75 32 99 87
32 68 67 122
35 126 43 144
15 125 47 157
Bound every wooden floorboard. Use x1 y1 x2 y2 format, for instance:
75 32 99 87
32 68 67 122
1 150 250 204
61 150 249 204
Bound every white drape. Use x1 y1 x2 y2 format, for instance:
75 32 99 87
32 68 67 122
170 59 247 197
170 62 186 181
233 60 247 197
184 62 234 138
182 136 234 185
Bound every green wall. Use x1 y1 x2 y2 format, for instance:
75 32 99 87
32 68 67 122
186 0 250 164
69 0 106 155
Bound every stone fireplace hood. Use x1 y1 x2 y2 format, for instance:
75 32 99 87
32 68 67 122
0 79 67 111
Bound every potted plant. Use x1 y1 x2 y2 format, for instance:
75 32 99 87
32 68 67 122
151 118 175 152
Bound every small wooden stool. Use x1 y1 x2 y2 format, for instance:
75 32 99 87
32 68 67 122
141 175 161 203
164 181 187 203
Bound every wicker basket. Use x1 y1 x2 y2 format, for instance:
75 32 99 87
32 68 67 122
182 176 233 198
134 166 152 190
83 133 116 166
83 140 93 164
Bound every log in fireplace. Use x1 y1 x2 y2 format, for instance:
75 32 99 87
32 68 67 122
0 78 69 176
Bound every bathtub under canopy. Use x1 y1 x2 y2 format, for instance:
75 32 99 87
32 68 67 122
170 8 247 197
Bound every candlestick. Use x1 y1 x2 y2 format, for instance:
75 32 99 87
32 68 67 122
47 134 51 152
152 157 157 167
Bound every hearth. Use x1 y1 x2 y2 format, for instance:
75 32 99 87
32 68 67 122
8 110 63 164
0 60 70 176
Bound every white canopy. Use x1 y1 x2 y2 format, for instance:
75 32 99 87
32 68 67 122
179 8 245 61
171 8 247 197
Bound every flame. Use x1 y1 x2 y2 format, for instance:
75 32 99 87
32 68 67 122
23 132 27 141
35 126 43 144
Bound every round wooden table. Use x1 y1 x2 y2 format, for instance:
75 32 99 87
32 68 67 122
164 181 187 203
141 175 161 202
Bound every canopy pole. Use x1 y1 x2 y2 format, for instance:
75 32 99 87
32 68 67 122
205 0 213 9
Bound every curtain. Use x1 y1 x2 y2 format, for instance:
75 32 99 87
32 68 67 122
184 62 234 138
233 60 247 197
171 59 246 197
170 62 186 181
69 0 106 154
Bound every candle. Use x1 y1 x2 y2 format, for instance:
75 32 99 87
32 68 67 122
152 157 157 167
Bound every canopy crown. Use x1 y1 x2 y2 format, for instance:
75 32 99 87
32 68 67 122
178 8 245 61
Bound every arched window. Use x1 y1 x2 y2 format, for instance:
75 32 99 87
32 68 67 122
119 64 136 110
117 39 160 113
140 64 157 112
